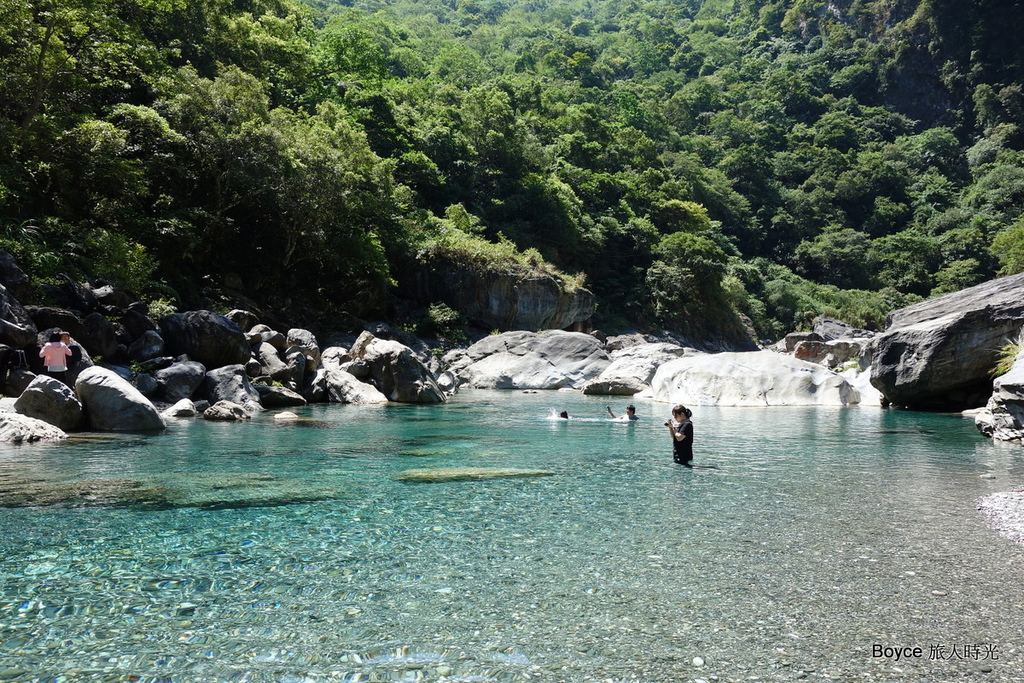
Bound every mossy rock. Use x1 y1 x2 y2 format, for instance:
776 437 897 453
0 471 339 509
394 467 556 483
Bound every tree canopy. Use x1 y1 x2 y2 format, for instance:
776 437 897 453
2 0 1023 340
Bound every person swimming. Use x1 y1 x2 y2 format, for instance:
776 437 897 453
606 404 639 421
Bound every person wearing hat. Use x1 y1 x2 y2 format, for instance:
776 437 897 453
665 404 694 467
39 331 73 384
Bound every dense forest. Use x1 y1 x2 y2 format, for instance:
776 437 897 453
2 0 1024 343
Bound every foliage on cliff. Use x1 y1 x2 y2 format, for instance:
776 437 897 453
1 0 1023 340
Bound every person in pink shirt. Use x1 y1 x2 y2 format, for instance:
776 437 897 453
39 331 73 384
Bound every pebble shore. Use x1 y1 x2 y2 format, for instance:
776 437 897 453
978 489 1024 544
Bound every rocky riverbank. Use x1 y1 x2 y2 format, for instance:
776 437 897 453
978 490 1024 544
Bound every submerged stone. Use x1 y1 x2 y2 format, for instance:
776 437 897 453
394 467 556 482
0 471 339 509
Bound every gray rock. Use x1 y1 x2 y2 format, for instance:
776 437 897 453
91 284 132 311
280 347 307 385
203 400 251 421
354 333 445 403
321 346 348 371
204 364 263 414
301 368 328 403
582 376 649 396
38 276 97 314
812 317 874 341
975 348 1024 442
325 368 389 404
152 361 206 402
255 384 308 408
82 312 119 359
0 250 31 302
128 330 166 362
120 307 156 341
287 328 321 372
28 307 85 343
13 375 83 431
445 330 610 390
870 272 1024 409
75 366 166 431
0 412 67 442
0 284 37 349
340 359 371 380
134 373 159 397
405 256 595 330
3 368 36 397
782 331 824 354
161 398 198 419
159 310 251 369
226 309 260 335
582 342 687 396
255 341 289 379
651 350 860 406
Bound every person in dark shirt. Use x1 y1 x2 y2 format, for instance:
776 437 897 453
665 404 693 467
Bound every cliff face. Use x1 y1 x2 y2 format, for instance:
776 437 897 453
869 272 1024 410
404 256 596 332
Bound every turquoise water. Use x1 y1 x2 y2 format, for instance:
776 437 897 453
1 390 1023 682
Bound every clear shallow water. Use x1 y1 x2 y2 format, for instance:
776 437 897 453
0 391 1023 682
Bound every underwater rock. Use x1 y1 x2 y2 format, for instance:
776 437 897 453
0 471 339 509
394 467 556 482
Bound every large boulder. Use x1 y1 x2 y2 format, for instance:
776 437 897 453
582 342 687 396
445 330 610 390
353 333 445 403
204 364 264 414
0 283 37 349
81 312 119 359
27 307 85 342
152 361 207 402
13 375 83 431
0 412 67 442
159 310 251 369
325 368 389 404
75 366 166 431
0 250 31 302
974 348 1024 442
287 328 321 372
404 256 595 331
651 350 860 406
255 384 307 408
128 330 165 362
203 400 251 421
869 273 1024 410
255 341 289 378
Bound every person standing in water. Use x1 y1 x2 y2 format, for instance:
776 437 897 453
607 404 639 421
665 404 693 467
